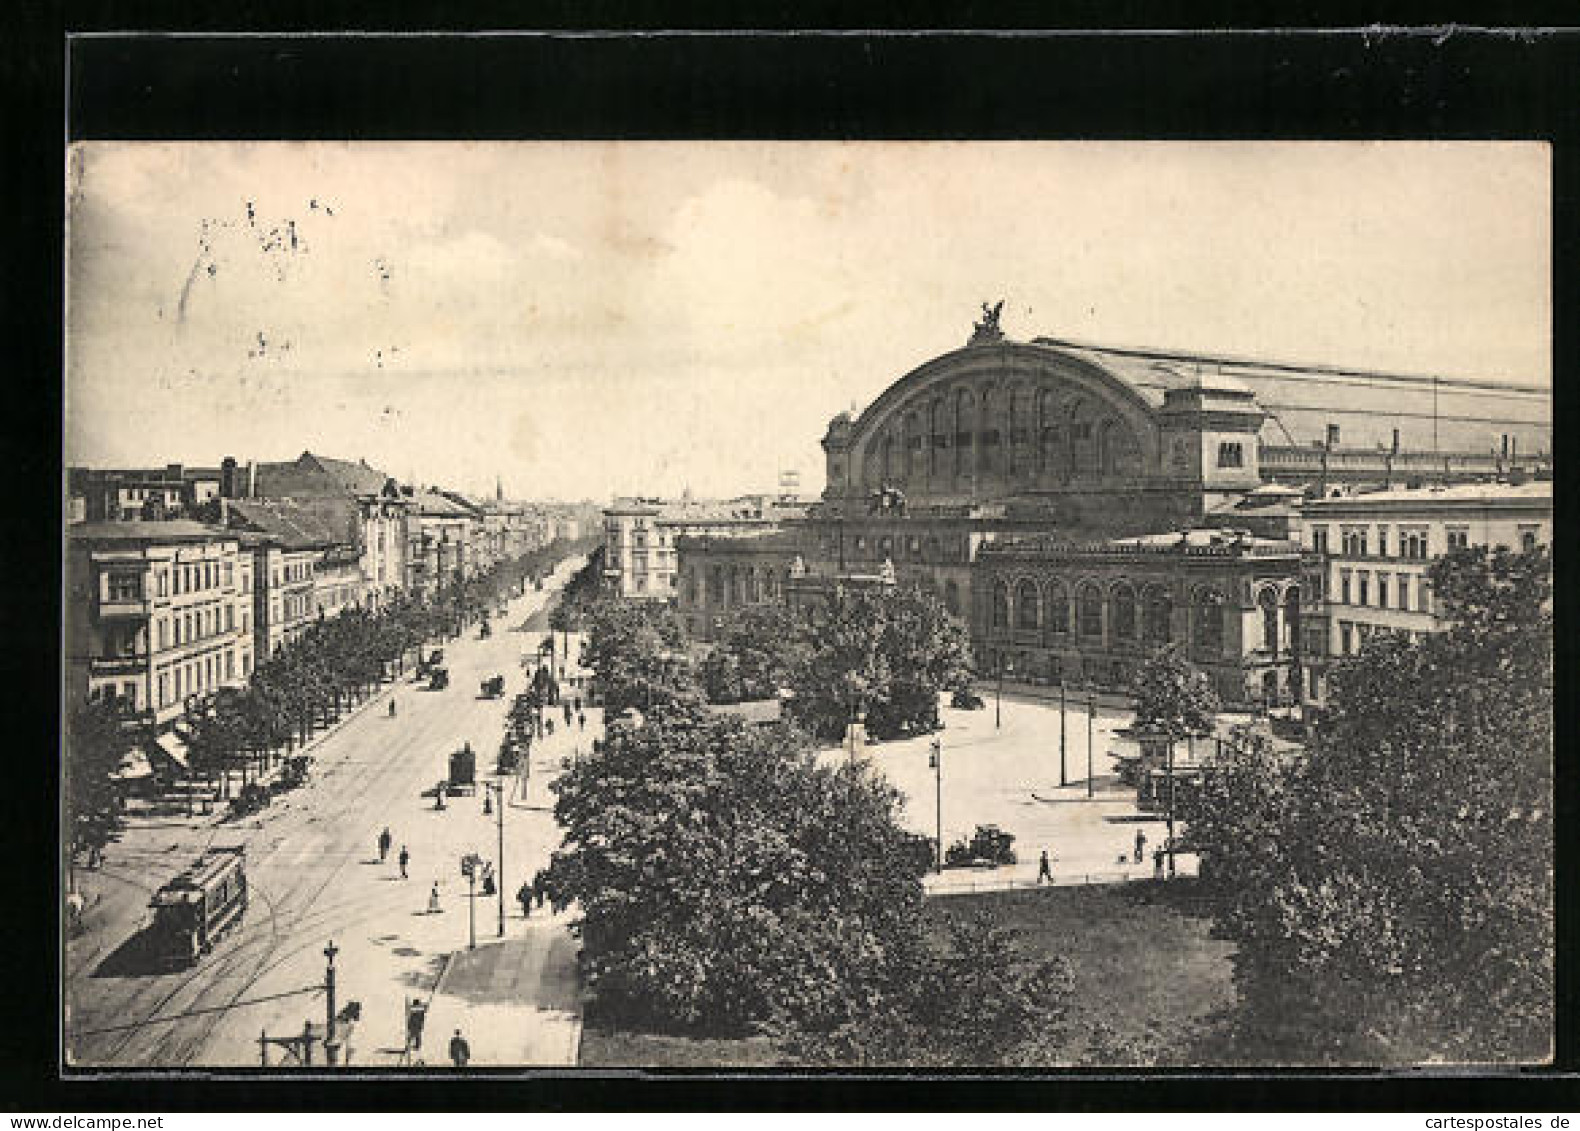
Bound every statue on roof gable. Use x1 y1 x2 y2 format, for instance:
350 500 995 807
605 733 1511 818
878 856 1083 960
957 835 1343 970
969 299 1005 346
879 557 896 585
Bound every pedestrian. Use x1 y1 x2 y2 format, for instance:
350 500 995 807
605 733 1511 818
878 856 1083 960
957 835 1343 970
533 871 547 908
448 1028 471 1068
573 696 582 714
1153 847 1165 879
563 702 573 726
428 882 442 914
517 881 532 919
1037 849 1053 885
378 827 392 862
389 699 397 718
435 780 447 810
577 712 585 731
405 998 427 1053
398 845 410 879
546 718 555 737
1134 829 1147 865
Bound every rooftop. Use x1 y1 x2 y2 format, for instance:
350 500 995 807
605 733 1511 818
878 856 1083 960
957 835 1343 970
224 498 343 550
1304 480 1552 510
69 520 234 544
983 526 1302 559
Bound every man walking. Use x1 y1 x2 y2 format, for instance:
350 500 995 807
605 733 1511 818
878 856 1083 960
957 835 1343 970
1153 847 1166 879
449 1028 471 1068
1037 849 1054 885
517 880 533 920
428 882 442 914
398 845 409 879
1134 829 1147 865
378 827 392 863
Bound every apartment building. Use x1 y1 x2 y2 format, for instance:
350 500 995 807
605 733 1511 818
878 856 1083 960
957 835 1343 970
1300 479 1552 702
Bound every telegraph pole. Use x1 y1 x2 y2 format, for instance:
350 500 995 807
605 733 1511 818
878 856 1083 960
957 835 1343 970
494 780 505 937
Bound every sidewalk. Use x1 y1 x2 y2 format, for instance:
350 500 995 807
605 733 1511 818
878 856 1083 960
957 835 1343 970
362 913 584 1069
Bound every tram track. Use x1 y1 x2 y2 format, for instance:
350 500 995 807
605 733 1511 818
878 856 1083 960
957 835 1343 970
70 584 554 1068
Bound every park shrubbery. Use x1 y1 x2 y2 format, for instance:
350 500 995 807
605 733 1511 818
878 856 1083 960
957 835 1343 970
1182 546 1553 1063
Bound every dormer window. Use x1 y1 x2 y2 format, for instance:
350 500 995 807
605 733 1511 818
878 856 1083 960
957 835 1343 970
1216 442 1244 468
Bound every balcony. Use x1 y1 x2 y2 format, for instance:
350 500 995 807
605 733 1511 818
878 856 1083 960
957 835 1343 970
90 654 146 677
98 596 148 619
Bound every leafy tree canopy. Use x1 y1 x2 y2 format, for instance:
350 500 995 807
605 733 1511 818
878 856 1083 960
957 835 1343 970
1182 545 1552 1064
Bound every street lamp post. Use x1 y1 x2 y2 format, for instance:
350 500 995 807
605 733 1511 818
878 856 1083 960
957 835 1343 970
323 940 340 1066
996 656 1013 729
929 737 943 873
467 866 477 951
1058 679 1068 787
1086 684 1096 799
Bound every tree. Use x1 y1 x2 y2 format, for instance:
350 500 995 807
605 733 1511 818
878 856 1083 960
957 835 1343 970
701 604 810 704
788 585 971 741
1182 545 1552 1064
579 597 699 716
1130 643 1220 875
1131 643 1220 743
65 700 137 864
770 910 1076 1068
539 705 932 1034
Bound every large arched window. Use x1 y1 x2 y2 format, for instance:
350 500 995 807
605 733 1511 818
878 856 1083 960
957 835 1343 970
881 435 895 483
708 566 724 605
1143 585 1172 644
1036 390 1057 474
1046 579 1070 634
929 398 946 477
1282 586 1301 655
1077 582 1104 639
978 387 998 474
747 567 761 604
683 568 697 605
1258 587 1279 653
729 567 742 605
944 579 961 616
1016 579 1040 630
991 580 1010 630
1111 583 1137 639
954 389 975 476
1193 588 1225 656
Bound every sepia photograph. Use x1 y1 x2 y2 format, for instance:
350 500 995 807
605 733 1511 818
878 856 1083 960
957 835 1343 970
62 139 1553 1073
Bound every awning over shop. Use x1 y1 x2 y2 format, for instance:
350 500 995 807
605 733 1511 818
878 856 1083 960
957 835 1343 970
154 731 190 771
111 747 155 781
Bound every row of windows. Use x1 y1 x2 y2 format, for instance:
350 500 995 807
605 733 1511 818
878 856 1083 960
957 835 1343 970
153 559 236 599
989 579 1177 646
1312 525 1431 560
1335 621 1428 657
154 603 239 651
1336 570 1429 613
155 647 245 708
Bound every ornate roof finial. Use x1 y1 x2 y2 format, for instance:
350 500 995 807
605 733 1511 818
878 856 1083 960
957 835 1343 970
969 299 1006 346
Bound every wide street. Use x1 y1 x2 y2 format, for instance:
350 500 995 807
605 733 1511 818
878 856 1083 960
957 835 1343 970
65 557 595 1069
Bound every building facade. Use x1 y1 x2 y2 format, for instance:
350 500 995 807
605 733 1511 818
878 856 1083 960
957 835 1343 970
1299 479 1553 703
676 319 1550 697
67 521 250 730
252 451 411 610
974 530 1305 708
603 495 808 600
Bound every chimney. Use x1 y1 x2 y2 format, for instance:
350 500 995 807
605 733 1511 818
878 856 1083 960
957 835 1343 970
220 456 238 498
247 461 257 498
1391 428 1400 455
1501 434 1510 459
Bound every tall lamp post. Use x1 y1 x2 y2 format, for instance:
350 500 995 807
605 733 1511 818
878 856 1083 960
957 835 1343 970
323 940 340 1066
1086 683 1096 799
995 656 1013 729
929 737 943 873
1058 678 1068 787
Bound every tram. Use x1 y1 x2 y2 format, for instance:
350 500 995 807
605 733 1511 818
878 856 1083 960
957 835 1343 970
147 846 248 967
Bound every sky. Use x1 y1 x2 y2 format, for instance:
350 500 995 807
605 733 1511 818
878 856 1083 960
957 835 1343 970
65 141 1550 502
